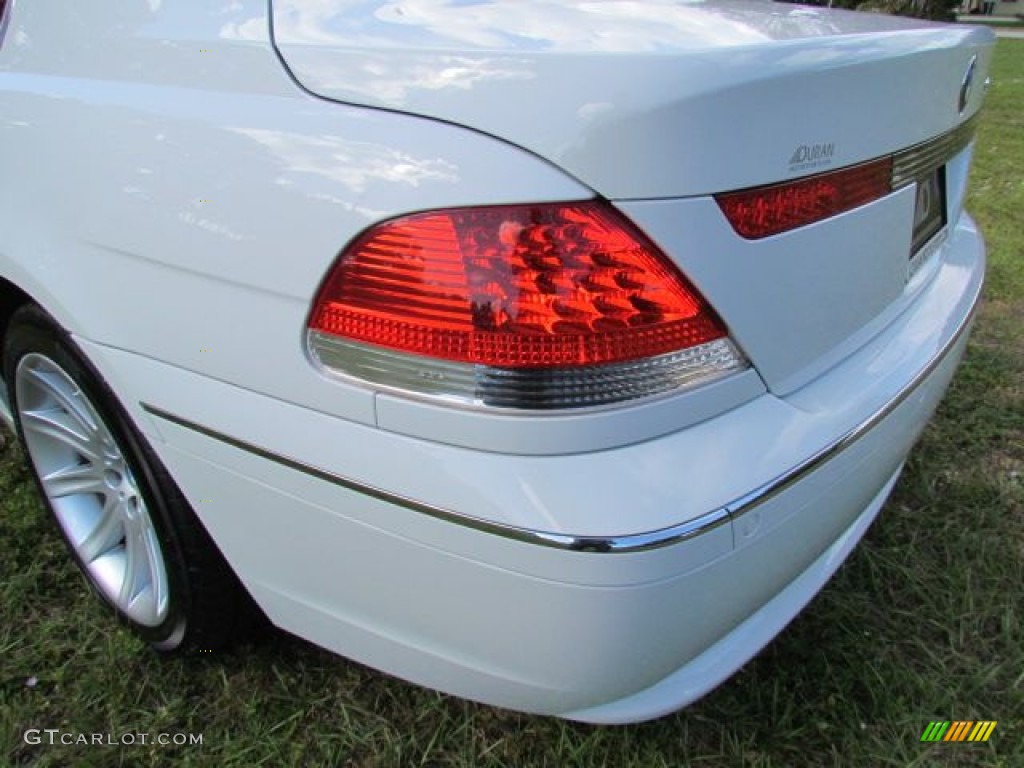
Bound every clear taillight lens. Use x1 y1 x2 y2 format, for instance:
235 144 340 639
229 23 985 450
308 201 746 409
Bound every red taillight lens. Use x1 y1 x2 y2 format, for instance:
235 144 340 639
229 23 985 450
715 158 893 240
311 202 725 368
308 202 746 409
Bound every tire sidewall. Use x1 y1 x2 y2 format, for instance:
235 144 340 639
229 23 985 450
3 308 190 649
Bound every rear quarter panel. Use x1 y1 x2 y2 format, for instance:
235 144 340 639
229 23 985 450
0 0 589 428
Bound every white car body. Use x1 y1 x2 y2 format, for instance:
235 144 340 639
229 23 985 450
0 0 993 722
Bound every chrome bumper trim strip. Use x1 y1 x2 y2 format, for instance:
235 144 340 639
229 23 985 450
142 285 978 554
725 284 979 524
141 400 730 553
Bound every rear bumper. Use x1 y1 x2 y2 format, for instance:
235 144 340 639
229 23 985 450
565 464 904 723
72 215 984 722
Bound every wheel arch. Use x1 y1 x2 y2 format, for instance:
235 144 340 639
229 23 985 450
0 276 34 424
2 297 265 650
0 276 34 346
0 272 132 435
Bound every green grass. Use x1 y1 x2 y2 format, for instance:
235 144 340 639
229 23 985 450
3 41 1023 768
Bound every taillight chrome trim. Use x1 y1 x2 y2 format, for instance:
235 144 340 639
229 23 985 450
891 113 980 189
308 331 748 411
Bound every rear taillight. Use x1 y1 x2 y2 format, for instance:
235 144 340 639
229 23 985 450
715 158 893 240
307 202 746 409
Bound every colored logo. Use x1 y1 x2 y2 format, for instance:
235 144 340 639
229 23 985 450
921 721 997 743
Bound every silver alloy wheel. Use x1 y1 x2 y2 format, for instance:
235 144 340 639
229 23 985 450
15 353 170 627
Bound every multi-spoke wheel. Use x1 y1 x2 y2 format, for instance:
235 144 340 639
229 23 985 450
16 353 171 629
3 305 259 652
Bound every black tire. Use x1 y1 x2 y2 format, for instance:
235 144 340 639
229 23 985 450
3 304 260 653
